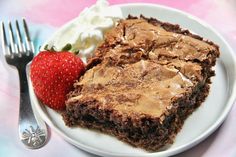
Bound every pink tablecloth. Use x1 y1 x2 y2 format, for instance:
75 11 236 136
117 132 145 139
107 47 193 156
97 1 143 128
0 0 236 157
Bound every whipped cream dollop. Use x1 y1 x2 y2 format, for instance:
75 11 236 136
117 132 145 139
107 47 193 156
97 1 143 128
46 0 123 62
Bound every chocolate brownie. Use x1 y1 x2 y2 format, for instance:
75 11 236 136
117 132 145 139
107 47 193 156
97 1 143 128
63 15 220 151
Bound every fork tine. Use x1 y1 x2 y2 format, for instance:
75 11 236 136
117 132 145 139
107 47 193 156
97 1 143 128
22 18 34 54
15 20 25 53
8 21 18 54
22 19 31 41
1 22 11 55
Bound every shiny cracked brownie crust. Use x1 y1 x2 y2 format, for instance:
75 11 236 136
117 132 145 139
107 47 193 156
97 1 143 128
62 15 220 151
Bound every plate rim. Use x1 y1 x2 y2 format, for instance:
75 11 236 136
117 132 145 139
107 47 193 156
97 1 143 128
30 3 236 157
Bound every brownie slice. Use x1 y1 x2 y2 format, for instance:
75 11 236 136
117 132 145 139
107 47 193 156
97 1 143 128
63 16 220 151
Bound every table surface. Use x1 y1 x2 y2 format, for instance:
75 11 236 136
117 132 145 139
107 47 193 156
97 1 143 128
0 0 236 157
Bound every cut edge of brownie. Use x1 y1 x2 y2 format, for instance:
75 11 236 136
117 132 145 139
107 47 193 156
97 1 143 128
63 81 210 151
63 15 220 152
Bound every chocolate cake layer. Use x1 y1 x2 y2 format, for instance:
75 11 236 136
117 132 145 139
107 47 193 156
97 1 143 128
63 16 219 151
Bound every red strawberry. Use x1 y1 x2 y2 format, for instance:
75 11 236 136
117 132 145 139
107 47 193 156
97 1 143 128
30 51 85 110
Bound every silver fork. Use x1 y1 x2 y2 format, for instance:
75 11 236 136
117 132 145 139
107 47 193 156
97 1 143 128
1 19 47 149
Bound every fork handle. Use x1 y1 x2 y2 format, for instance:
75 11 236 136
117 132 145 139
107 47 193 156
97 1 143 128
17 66 47 149
18 66 35 123
18 66 28 93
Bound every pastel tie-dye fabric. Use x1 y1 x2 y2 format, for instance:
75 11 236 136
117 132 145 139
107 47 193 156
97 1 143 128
0 0 236 157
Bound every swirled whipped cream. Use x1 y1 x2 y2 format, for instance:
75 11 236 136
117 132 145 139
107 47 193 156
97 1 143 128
46 0 123 62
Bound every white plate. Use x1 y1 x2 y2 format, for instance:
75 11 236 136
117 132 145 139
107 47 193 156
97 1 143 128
29 3 236 157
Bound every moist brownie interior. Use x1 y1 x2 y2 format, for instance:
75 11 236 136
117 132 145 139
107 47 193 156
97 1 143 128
63 15 220 151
